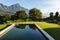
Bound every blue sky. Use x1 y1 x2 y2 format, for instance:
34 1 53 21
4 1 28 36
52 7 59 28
0 0 60 13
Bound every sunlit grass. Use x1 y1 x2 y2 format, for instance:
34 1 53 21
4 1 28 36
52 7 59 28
0 24 7 30
37 22 60 29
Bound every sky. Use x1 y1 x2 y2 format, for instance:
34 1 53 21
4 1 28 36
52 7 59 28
0 0 60 16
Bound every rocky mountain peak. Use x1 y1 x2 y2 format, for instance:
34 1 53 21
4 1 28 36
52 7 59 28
0 3 29 15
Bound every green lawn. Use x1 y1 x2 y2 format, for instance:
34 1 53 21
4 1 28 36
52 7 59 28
0 24 7 30
0 21 60 40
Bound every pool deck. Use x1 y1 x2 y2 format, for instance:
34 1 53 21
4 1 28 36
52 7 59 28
0 24 15 38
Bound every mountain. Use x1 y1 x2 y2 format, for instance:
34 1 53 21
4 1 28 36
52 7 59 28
0 3 12 14
0 3 29 15
9 3 29 13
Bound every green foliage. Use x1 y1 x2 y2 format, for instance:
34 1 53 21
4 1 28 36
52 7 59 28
54 12 59 19
15 10 28 19
4 14 11 21
29 8 42 20
50 12 54 18
0 13 3 16
44 11 60 24
54 12 60 23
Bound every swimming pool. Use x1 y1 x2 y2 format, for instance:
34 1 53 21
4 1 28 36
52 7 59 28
0 24 54 40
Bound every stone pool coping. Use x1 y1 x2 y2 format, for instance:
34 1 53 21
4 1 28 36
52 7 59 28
35 24 55 40
0 24 15 37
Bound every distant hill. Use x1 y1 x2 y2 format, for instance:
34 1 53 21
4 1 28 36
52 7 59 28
0 3 29 15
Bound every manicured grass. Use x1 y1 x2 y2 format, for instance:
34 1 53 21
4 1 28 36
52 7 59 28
0 24 7 30
37 22 60 29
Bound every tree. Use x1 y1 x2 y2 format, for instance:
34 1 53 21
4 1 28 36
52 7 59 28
29 8 42 21
0 13 8 24
54 12 59 23
3 14 11 21
11 15 16 21
0 15 4 24
15 10 28 20
49 12 54 20
54 12 59 19
0 13 3 16
49 12 54 18
48 12 54 23
58 15 60 22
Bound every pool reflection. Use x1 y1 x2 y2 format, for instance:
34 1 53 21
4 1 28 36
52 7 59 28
15 24 36 30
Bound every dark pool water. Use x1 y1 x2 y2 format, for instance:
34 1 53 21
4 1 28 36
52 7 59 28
0 24 47 40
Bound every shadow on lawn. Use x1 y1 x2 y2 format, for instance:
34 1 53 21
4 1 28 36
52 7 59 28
44 28 60 40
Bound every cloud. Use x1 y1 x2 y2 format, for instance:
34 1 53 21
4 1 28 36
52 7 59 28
42 0 60 13
39 0 60 17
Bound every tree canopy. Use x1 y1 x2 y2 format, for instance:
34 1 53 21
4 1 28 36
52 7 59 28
29 8 42 21
15 10 28 19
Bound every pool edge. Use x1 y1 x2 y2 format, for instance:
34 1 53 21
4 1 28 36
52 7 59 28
0 24 15 38
35 24 55 40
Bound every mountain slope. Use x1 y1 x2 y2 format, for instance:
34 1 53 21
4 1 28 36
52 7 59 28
0 3 29 15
